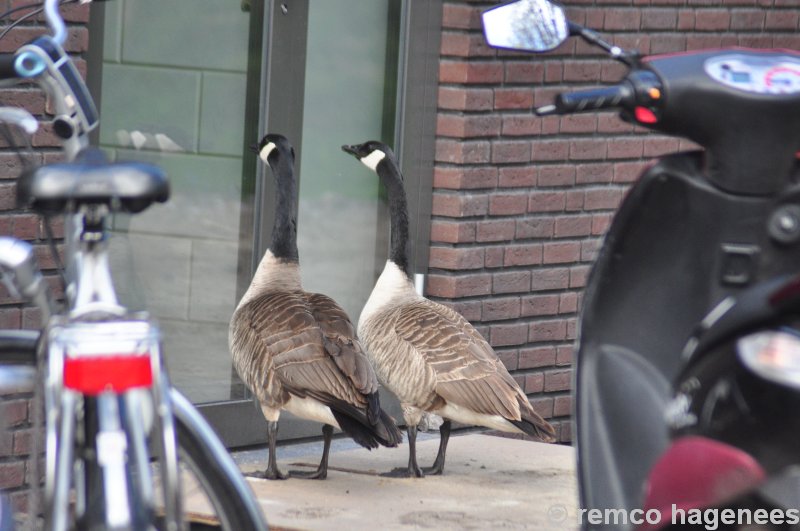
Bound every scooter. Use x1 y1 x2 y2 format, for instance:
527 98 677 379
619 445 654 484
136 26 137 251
483 0 800 528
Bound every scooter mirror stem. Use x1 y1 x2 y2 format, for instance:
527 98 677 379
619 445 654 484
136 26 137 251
569 22 639 66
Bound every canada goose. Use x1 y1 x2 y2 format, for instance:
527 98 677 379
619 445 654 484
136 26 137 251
342 140 557 477
229 134 402 480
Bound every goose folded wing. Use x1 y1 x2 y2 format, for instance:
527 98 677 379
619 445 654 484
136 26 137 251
306 293 379 397
393 302 523 420
244 292 368 408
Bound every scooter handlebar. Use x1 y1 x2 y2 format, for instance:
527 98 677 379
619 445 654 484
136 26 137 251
537 83 634 115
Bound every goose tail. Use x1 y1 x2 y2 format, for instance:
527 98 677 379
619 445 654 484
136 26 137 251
511 401 557 443
330 400 403 449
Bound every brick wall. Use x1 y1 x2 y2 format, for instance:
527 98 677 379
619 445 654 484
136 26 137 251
430 0 800 443
0 1 89 512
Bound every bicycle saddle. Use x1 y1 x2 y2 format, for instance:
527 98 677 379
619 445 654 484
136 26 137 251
17 147 169 214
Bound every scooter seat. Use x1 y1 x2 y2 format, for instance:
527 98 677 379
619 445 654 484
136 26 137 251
17 147 169 214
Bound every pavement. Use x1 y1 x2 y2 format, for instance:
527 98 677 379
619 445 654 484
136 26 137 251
183 432 578 530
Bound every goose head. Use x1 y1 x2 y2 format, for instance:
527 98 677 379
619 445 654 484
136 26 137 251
341 141 400 176
254 133 296 170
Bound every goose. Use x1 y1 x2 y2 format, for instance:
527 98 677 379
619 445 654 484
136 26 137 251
229 134 402 480
342 140 557 477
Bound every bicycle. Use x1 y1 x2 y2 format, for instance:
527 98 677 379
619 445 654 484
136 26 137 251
0 1 268 529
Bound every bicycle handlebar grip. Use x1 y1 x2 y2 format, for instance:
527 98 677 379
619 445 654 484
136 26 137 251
0 51 46 80
555 84 633 114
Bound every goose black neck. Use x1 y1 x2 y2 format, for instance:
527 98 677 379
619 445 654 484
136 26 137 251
269 155 299 262
377 159 411 278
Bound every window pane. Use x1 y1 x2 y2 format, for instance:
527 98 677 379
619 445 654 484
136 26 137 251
297 0 395 321
96 0 253 404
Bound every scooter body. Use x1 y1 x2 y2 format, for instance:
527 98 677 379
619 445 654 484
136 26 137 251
482 1 800 526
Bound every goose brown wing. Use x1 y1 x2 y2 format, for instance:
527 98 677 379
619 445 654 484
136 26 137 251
393 300 524 420
306 293 379 397
237 291 368 408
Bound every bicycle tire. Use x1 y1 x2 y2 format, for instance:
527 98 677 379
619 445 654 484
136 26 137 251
170 389 267 531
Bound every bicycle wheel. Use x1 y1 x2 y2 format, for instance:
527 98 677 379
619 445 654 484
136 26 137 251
170 389 267 531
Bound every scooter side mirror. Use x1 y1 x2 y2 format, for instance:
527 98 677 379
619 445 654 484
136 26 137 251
481 0 570 53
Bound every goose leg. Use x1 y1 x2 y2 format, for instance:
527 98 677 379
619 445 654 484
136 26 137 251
248 420 287 480
423 419 451 475
289 424 333 480
382 425 424 478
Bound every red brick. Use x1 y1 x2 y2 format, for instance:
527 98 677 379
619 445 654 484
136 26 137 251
531 268 570 291
497 349 518 371
532 140 570 161
543 242 581 264
442 3 479 30
643 137 681 157
604 9 641 30
581 240 601 262
437 114 501 138
0 462 24 489
521 294 560 317
576 163 614 185
484 247 504 269
585 188 625 210
570 139 607 161
435 139 491 164
492 271 531 294
430 220 476 244
426 273 492 298
0 400 27 428
519 346 557 369
439 61 503 84
499 166 537 188
560 292 579 314
560 115 597 134
482 297 521 321
431 193 489 218
608 138 644 159
695 10 731 30
450 300 482 322
765 10 798 29
554 216 593 238
731 9 765 30
570 266 591 288
505 62 545 83
491 141 531 163
677 11 696 30
516 217 554 240
614 161 649 183
489 193 528 215
434 166 498 189
525 373 545 393
642 9 678 30
557 345 574 366
563 61 603 83
504 244 543 267
429 247 484 270
554 396 572 417
494 88 534 110
544 369 572 392
490 322 529 347
477 220 515 242
592 213 613 235
438 87 493 111
529 191 565 213
502 114 541 137
441 32 493 58
530 397 554 419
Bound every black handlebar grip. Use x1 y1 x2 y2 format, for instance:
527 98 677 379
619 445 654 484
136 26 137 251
0 54 20 80
555 84 633 114
0 51 45 80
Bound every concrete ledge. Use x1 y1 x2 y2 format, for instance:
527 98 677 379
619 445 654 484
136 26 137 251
185 433 578 530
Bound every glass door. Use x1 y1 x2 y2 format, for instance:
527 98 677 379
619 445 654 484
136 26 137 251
90 0 407 445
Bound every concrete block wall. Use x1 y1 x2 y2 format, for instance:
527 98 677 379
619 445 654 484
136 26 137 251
430 0 800 443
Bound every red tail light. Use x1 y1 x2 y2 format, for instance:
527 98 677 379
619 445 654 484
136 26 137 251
63 354 153 395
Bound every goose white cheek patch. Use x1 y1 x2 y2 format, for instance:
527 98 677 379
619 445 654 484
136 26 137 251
360 149 386 171
259 142 277 163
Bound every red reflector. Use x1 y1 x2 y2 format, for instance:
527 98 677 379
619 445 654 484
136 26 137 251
64 355 152 395
635 106 658 124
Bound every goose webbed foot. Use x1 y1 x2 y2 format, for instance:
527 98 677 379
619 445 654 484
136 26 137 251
288 424 333 480
247 465 288 481
422 419 451 476
381 424 424 478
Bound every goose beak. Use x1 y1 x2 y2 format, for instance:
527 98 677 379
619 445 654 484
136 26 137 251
341 144 359 157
